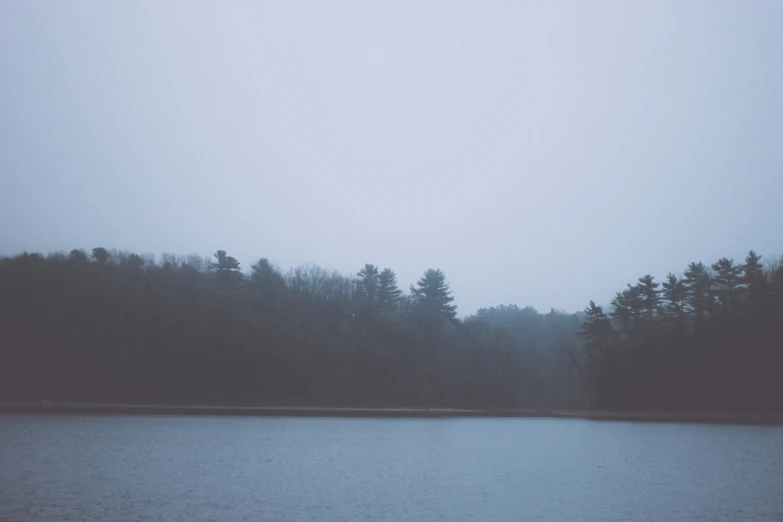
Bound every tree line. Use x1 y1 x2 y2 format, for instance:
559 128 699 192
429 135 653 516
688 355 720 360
0 248 583 408
1 247 780 412
574 251 783 412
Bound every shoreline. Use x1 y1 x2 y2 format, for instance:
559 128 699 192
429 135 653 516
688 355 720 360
2 402 783 425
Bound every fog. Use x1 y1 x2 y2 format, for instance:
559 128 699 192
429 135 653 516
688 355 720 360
2 1 781 314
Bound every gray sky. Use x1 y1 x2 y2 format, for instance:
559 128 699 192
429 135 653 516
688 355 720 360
2 1 781 315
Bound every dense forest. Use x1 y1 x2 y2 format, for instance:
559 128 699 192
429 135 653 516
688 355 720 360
575 252 783 413
0 247 781 412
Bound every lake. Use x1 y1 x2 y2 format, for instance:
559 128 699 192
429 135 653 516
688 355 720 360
1 414 782 521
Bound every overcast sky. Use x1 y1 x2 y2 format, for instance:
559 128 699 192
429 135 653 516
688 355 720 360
1 1 781 315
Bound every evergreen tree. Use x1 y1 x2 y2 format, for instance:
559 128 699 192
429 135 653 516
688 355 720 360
684 262 713 322
354 264 380 302
741 251 768 316
377 268 402 313
248 258 286 353
352 263 381 332
742 251 764 282
210 250 241 273
250 258 283 286
249 258 285 310
610 285 642 336
577 301 614 408
578 301 613 355
662 273 688 320
210 250 242 284
712 257 742 313
636 274 662 322
410 269 457 322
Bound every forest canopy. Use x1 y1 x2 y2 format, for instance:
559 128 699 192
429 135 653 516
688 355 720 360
1 247 781 412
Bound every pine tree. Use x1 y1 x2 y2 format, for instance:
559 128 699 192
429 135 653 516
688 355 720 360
354 264 380 302
610 285 642 336
662 273 687 319
742 251 764 283
578 301 613 353
249 258 286 335
250 258 283 284
636 274 662 322
684 262 712 322
712 257 742 312
250 258 285 304
209 250 242 286
410 269 457 321
741 251 768 316
377 268 402 313
210 250 240 272
352 264 381 332
577 301 615 408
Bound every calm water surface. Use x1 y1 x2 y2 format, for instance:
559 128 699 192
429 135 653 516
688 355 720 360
1 414 782 521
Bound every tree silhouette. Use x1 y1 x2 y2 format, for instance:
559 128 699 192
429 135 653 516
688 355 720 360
662 273 687 320
684 262 713 323
410 269 457 322
637 274 662 323
1 246 781 413
210 250 241 274
741 251 768 316
378 268 402 313
92 247 110 265
354 264 380 301
712 258 742 313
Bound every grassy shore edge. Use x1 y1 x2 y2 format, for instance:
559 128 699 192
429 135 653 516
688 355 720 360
2 402 783 425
